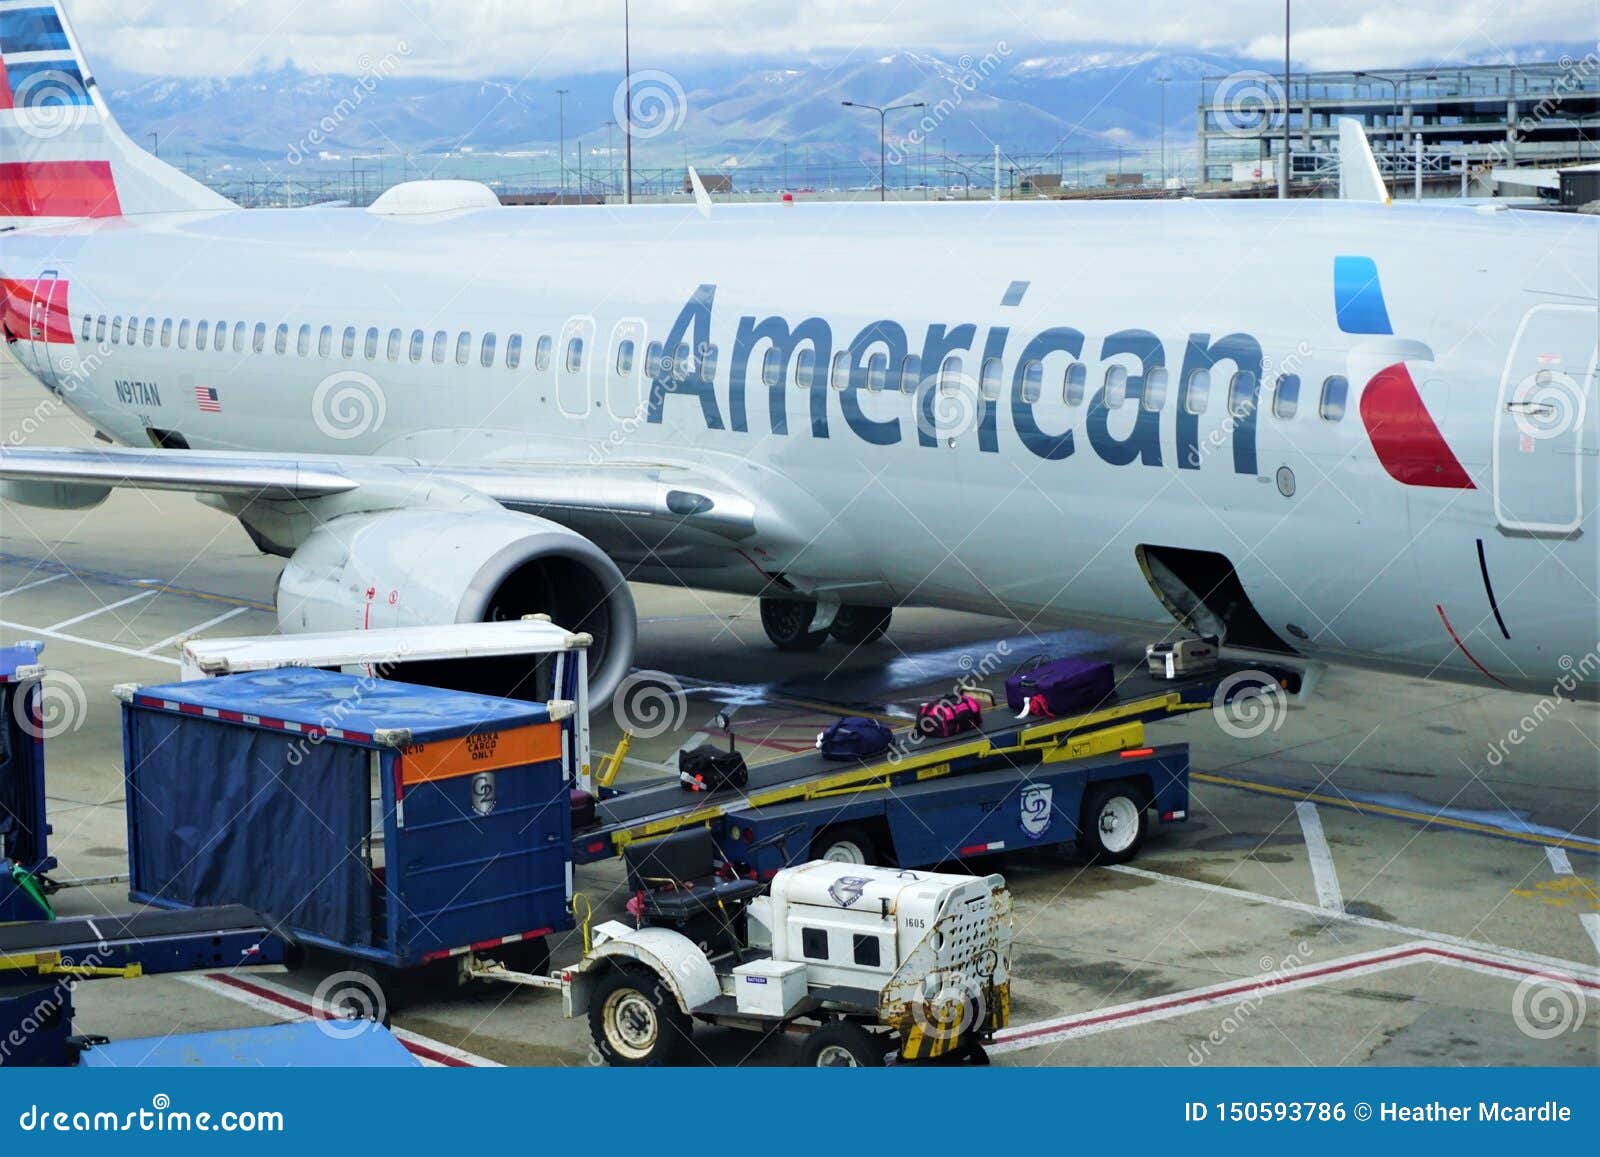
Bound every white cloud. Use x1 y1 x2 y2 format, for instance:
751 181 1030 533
62 0 1594 79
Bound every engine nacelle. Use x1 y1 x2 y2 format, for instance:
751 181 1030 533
276 508 637 704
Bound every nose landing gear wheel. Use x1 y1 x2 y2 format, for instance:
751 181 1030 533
761 597 829 652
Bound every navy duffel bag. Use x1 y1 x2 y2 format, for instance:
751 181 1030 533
1006 658 1115 719
817 716 895 761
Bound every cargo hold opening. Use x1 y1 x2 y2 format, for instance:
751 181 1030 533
1135 544 1298 655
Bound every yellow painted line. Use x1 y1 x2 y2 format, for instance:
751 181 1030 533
134 581 273 612
1192 771 1600 854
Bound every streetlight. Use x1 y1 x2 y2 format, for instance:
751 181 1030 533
623 0 634 205
841 100 925 201
556 88 569 205
1154 75 1170 187
1281 0 1291 199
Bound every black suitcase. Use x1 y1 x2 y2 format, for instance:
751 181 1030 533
677 745 749 793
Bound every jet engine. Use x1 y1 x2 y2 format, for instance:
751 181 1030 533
275 508 637 704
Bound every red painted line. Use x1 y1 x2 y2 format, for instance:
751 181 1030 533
206 973 474 1067
994 945 1600 1047
0 55 13 111
1436 604 1512 689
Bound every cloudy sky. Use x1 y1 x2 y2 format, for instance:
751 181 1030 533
67 0 1597 79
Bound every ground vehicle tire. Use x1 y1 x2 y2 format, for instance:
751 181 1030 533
761 597 830 651
811 824 878 865
802 1019 888 1067
589 966 692 1066
1078 782 1148 864
830 605 892 645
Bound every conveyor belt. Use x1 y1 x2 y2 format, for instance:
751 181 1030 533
0 904 283 977
584 663 1255 854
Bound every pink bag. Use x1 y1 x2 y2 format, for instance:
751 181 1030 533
916 694 983 739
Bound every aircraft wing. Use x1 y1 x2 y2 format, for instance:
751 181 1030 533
0 445 759 539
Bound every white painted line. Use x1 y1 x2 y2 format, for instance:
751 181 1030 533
180 972 501 1068
0 572 67 597
141 605 250 655
1546 846 1574 876
0 619 181 666
1581 915 1600 958
990 939 1600 1057
1295 800 1344 913
46 589 157 631
1107 864 1600 980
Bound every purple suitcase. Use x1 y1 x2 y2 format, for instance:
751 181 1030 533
1006 659 1114 718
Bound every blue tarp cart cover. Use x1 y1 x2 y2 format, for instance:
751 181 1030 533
124 668 573 966
77 1020 422 1067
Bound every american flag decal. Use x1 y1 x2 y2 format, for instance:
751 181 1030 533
194 386 222 413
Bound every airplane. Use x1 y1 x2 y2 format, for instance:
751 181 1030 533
1 2 1597 706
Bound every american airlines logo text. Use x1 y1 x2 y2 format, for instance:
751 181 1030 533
645 284 1266 476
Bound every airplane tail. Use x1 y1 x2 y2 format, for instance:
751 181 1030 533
0 1 230 228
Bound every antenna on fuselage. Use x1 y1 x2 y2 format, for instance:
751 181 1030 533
688 166 713 219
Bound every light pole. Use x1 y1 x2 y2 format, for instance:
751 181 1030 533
623 0 634 204
841 100 925 201
556 88 569 204
605 119 616 195
1154 75 1170 187
1280 0 1291 199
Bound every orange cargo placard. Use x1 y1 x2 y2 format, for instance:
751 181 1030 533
400 723 562 786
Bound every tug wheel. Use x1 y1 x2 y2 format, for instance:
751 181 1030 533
801 1020 887 1067
1078 782 1148 864
589 966 691 1067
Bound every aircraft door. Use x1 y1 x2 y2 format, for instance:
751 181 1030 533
1493 304 1597 536
556 315 595 418
606 318 647 420
26 270 66 392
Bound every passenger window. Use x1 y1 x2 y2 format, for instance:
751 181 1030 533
700 344 718 383
195 320 209 349
1183 368 1211 414
1064 361 1087 405
297 325 311 357
1020 359 1044 404
1142 366 1169 412
319 325 334 358
1103 364 1128 407
110 316 123 343
146 318 158 347
409 329 424 363
506 333 523 370
1228 371 1257 419
480 332 497 368
535 336 553 371
456 332 472 366
761 346 782 388
675 343 693 378
387 328 402 362
178 319 190 349
275 324 289 355
431 331 447 364
95 316 106 341
795 346 817 389
161 319 173 348
1273 373 1300 420
253 323 266 353
801 927 828 961
80 315 91 341
564 336 584 373
615 338 634 376
830 351 851 391
232 322 245 353
866 351 888 392
980 357 1003 401
939 354 964 395
645 341 663 377
853 934 881 968
363 327 379 359
899 354 921 394
213 322 226 352
1320 375 1349 422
